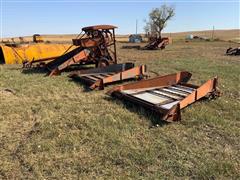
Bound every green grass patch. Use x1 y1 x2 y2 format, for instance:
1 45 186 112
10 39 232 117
0 41 239 179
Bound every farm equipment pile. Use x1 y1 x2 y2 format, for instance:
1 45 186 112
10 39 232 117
21 25 118 76
46 25 118 76
226 47 240 56
122 37 170 50
0 24 221 123
143 37 170 50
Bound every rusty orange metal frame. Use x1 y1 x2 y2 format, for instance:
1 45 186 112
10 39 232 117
107 71 220 122
46 47 90 76
69 63 147 90
143 37 169 50
82 25 117 31
46 25 118 76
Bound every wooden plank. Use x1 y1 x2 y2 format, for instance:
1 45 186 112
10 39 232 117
162 88 189 97
170 85 194 93
132 92 169 105
121 87 161 95
160 101 180 110
174 84 196 91
153 89 183 100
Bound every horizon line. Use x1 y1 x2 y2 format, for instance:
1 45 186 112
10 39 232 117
1 28 239 39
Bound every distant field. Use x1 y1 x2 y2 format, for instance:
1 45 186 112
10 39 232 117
162 29 240 42
0 40 239 179
2 29 239 44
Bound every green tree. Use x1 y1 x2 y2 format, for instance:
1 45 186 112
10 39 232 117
145 4 175 38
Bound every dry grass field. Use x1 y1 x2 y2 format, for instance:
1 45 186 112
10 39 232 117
0 39 240 179
2 29 240 43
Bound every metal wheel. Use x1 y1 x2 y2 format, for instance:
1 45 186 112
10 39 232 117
97 58 109 68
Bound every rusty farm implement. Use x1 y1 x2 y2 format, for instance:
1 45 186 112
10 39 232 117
122 37 170 50
108 71 220 122
69 63 147 90
226 47 240 56
143 37 170 50
37 25 117 76
0 24 221 123
19 25 117 76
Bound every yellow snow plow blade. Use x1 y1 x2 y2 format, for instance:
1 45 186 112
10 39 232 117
0 43 76 64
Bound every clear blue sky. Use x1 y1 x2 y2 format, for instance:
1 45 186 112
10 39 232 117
1 0 239 38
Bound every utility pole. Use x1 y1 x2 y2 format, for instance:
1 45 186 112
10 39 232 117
136 19 138 35
212 25 215 40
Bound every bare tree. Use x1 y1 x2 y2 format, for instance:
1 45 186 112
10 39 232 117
144 4 175 39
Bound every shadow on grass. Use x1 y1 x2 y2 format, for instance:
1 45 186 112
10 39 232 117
63 65 94 72
21 67 48 74
121 45 141 49
68 78 93 92
69 77 141 92
21 65 94 75
121 45 165 51
2 66 24 71
104 96 170 127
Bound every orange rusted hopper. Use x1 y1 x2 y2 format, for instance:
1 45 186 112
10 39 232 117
108 71 220 122
0 43 75 65
69 63 147 90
